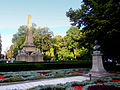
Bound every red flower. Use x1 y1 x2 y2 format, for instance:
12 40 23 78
112 80 120 82
72 86 84 90
96 82 104 84
0 75 6 79
110 72 120 75
73 70 83 74
37 72 51 75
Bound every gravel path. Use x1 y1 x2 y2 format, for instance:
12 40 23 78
0 76 89 90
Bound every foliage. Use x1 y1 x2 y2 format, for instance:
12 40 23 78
7 45 14 58
66 0 120 59
33 76 46 80
71 73 82 76
54 74 64 78
12 25 27 58
12 25 27 50
50 48 54 57
52 35 65 60
33 27 53 53
4 76 23 82
57 47 74 60
9 23 90 60
0 61 91 72
64 27 88 60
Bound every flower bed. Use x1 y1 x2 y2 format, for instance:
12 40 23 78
0 75 5 79
72 86 84 90
87 85 120 90
112 80 120 82
110 72 120 75
73 70 83 74
0 68 89 83
96 82 104 84
37 72 51 75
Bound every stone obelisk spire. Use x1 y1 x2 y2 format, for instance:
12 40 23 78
26 14 34 45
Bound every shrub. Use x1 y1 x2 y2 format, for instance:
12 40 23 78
34 76 46 80
71 73 82 76
0 60 91 72
54 74 64 78
30 85 66 90
4 76 23 82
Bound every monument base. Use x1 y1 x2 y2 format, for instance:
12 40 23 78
16 54 43 62
16 47 43 62
85 51 111 78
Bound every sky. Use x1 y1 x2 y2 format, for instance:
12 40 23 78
0 0 82 54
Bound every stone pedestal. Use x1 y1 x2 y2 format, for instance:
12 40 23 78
16 53 43 62
86 51 110 77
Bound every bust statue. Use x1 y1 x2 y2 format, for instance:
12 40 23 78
93 40 101 54
93 40 100 51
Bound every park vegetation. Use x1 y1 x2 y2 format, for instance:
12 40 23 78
7 0 120 61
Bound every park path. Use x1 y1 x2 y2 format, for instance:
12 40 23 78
0 76 89 90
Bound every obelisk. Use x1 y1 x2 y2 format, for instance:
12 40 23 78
16 15 43 62
24 14 36 53
26 15 34 45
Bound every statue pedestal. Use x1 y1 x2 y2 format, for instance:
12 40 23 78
86 51 110 77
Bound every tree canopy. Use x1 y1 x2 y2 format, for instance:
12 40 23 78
66 0 120 59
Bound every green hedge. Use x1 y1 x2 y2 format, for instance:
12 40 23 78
0 60 92 72
0 60 119 72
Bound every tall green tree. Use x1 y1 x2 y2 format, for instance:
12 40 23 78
66 0 120 59
7 45 14 58
12 25 27 57
64 27 88 60
33 27 53 53
52 35 65 59
12 25 27 50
